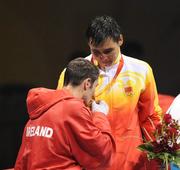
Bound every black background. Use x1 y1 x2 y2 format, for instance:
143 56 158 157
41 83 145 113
0 0 179 168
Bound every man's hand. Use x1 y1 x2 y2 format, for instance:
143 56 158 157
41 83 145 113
91 100 109 115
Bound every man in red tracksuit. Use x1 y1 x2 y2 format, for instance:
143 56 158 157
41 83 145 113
15 58 116 170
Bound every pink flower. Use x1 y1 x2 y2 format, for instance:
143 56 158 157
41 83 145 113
163 114 172 124
168 127 178 136
172 143 180 151
152 141 164 153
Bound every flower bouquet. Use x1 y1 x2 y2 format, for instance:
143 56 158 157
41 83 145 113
138 113 180 170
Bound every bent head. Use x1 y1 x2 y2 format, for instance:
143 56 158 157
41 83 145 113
86 15 123 68
64 58 99 105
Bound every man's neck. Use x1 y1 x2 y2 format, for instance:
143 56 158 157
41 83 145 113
98 51 121 71
63 85 83 99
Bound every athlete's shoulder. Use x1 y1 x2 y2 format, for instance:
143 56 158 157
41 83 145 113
123 54 150 66
122 54 152 72
85 54 92 61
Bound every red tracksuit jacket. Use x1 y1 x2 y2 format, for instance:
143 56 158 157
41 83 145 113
15 88 115 170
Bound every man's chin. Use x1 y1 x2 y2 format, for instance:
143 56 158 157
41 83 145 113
104 63 112 67
99 63 111 68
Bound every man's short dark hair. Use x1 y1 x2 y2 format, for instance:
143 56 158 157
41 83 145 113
86 15 122 46
64 58 99 86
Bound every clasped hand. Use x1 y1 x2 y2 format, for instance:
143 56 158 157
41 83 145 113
91 100 109 115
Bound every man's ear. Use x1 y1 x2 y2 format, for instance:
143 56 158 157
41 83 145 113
88 38 93 47
118 34 123 47
83 78 91 90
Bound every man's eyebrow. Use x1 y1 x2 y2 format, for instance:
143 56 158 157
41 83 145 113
103 48 113 52
91 49 100 52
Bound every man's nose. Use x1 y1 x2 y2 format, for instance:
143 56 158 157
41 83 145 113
99 54 108 60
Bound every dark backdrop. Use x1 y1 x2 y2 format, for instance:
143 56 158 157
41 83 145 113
0 0 180 168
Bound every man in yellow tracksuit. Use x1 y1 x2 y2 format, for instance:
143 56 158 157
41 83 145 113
57 15 162 170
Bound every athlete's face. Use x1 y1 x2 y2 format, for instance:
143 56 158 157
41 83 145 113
88 36 123 69
82 80 98 106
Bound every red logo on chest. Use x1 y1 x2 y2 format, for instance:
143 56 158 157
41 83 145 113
124 86 133 96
